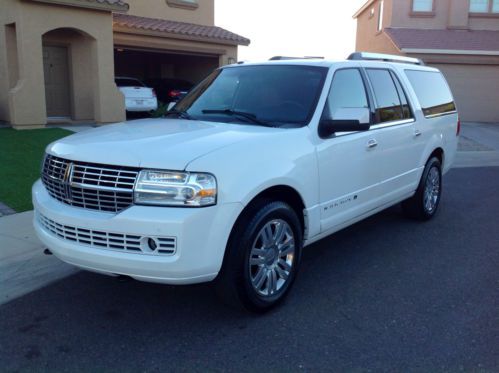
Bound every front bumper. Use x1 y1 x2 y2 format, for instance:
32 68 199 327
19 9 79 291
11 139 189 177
32 180 242 284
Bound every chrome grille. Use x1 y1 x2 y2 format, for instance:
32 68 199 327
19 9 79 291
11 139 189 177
38 213 177 255
41 154 139 213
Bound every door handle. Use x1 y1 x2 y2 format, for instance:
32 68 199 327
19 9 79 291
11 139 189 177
414 129 422 137
367 139 378 149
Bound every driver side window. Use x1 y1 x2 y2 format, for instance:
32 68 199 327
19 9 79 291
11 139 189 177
322 69 369 120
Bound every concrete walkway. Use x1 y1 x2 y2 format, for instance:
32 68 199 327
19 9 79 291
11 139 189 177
0 211 77 305
1 122 498 306
454 122 499 168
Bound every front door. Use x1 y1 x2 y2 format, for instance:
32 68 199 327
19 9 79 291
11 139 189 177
317 68 380 232
43 45 71 118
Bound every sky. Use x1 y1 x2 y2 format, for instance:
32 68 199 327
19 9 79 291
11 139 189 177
215 0 367 62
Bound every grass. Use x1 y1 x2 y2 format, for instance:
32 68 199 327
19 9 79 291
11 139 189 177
0 127 73 212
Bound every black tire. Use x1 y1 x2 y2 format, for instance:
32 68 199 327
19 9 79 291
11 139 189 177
402 157 442 221
215 200 303 313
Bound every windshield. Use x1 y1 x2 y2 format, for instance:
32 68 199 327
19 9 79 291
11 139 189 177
173 65 328 127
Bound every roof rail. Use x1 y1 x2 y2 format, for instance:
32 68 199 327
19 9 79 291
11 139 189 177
269 56 324 61
347 52 424 66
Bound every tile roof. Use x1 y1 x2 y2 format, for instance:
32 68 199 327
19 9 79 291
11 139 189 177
31 0 129 11
385 28 499 52
113 13 250 46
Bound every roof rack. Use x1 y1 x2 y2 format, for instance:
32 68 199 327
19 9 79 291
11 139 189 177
269 56 324 61
347 52 424 66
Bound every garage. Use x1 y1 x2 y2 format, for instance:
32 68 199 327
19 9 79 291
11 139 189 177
430 64 499 123
114 47 219 104
112 13 249 108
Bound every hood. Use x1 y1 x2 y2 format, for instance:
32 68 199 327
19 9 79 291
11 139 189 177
47 118 273 170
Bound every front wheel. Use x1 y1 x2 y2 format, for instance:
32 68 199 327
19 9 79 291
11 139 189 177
215 201 303 312
402 157 442 221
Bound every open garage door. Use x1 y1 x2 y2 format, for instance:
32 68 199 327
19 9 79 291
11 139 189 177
114 47 219 104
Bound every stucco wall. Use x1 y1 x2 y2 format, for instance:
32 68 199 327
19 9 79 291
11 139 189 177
391 0 451 29
126 0 215 26
355 0 400 54
469 15 499 30
0 0 125 127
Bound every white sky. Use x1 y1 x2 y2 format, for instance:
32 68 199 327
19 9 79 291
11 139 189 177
215 0 367 62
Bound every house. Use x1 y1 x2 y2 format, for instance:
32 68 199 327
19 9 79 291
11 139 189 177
0 0 250 128
353 0 499 123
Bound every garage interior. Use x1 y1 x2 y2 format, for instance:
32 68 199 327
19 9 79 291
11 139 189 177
114 47 219 102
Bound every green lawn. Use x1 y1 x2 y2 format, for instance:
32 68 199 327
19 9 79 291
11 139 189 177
0 127 73 212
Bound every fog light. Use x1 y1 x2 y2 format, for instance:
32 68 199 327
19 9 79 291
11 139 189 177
147 238 158 251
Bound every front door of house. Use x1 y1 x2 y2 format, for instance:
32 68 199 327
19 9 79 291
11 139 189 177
43 45 71 118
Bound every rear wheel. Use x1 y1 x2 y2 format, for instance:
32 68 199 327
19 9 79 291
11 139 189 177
402 157 442 221
215 200 302 312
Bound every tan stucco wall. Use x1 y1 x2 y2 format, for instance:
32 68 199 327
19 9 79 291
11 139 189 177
355 0 400 54
390 0 499 30
0 0 125 128
431 63 499 123
126 0 215 26
391 0 451 29
469 15 499 30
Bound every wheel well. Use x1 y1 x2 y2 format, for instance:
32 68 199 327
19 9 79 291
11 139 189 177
430 148 444 166
242 185 306 234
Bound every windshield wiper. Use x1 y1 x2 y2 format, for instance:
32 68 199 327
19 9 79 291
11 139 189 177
201 109 275 127
165 109 193 120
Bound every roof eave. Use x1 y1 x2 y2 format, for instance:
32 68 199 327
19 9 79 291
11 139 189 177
29 0 129 12
353 0 377 18
402 48 499 56
113 25 250 47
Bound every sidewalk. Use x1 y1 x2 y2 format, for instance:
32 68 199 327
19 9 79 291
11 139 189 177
454 122 499 168
0 211 77 305
0 122 498 305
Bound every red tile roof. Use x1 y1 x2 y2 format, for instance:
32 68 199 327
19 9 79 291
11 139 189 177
113 13 250 46
385 28 499 52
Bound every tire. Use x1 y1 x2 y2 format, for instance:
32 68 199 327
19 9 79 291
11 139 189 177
402 157 442 221
215 200 303 313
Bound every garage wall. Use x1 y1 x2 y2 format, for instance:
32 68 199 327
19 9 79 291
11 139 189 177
431 64 499 123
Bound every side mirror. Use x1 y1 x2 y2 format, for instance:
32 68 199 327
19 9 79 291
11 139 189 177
167 102 176 112
319 107 371 138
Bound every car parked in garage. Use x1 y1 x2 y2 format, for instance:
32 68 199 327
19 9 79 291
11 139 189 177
115 77 158 112
144 78 194 104
34 53 459 312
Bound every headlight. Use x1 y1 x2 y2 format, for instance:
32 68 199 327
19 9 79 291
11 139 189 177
134 170 217 207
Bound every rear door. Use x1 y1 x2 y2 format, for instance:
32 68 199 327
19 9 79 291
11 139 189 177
361 66 421 204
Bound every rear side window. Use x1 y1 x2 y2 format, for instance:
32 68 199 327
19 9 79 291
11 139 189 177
366 69 410 124
405 70 456 117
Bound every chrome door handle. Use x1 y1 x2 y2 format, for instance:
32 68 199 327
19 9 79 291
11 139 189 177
414 129 422 137
367 139 378 149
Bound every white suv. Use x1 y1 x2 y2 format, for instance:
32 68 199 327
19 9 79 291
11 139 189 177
33 53 459 312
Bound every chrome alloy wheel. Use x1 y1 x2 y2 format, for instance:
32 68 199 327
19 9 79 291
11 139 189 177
249 219 295 297
424 166 440 213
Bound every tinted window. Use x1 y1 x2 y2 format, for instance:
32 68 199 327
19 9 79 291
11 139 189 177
367 69 404 123
176 65 328 126
323 69 368 119
390 71 413 120
405 70 456 117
